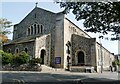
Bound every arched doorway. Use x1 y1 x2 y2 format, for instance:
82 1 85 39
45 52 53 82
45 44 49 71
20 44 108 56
40 49 46 64
77 51 84 66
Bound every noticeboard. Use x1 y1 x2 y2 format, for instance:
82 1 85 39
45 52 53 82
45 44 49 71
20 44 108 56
55 57 61 64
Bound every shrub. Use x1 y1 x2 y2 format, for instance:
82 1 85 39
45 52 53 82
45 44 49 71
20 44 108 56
13 51 29 65
29 58 42 65
112 60 120 67
19 51 29 64
0 50 13 65
1 50 29 66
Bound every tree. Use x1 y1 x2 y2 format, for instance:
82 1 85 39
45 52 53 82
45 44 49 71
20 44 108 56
56 1 120 39
0 18 12 35
0 35 9 44
0 18 12 49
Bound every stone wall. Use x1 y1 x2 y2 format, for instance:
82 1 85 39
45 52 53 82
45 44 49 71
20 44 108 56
3 41 35 58
2 63 42 71
96 43 115 72
3 44 15 55
35 34 51 66
71 34 96 66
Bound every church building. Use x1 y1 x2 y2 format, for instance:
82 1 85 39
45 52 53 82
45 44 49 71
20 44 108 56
3 6 115 72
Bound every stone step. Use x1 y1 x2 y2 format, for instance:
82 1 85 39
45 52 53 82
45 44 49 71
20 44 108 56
41 65 64 72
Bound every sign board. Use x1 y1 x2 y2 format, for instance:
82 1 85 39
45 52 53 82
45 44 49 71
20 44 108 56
55 57 61 64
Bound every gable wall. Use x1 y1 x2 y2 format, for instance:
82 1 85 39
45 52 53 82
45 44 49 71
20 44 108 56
13 7 56 40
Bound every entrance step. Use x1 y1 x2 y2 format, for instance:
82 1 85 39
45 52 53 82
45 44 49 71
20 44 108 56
70 66 94 73
41 65 64 72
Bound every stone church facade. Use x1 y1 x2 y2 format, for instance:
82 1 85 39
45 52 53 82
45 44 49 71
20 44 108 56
3 6 115 72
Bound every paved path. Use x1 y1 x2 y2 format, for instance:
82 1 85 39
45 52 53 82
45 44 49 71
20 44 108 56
1 71 120 84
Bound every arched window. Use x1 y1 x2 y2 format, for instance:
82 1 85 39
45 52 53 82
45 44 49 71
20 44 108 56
15 48 19 53
34 24 36 34
27 28 30 35
41 25 43 33
8 48 11 53
35 13 36 18
25 48 28 53
37 24 40 34
28 24 44 35
31 26 33 35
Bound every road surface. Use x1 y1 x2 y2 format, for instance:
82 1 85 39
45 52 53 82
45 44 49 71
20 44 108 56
1 71 120 84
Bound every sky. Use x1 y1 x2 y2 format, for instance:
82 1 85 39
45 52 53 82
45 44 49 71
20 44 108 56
1 0 118 54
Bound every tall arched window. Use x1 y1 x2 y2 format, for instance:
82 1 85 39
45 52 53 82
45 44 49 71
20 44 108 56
37 24 40 34
15 48 19 53
25 48 28 53
28 24 44 35
8 48 11 53
34 24 36 34
31 26 33 35
35 13 36 18
41 25 43 33
27 28 30 35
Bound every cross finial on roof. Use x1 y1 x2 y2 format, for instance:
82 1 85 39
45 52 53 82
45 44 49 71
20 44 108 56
35 2 38 7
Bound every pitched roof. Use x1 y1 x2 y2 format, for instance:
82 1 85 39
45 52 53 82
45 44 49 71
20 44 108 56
4 36 36 45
